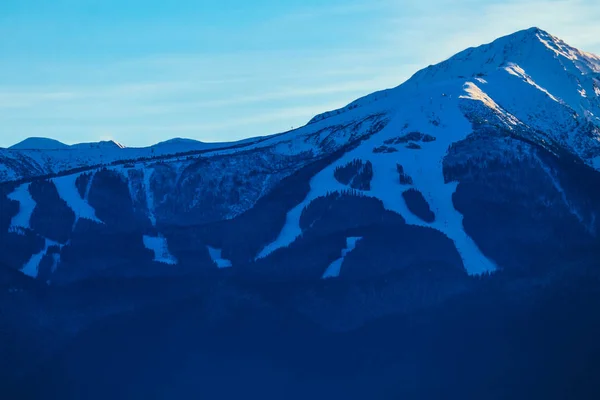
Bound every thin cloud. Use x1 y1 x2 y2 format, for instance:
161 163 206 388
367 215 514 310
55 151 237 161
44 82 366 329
130 102 346 133
0 74 400 117
140 77 400 112
0 82 191 108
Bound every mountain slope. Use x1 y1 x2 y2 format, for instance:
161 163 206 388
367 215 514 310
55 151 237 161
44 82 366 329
0 27 599 289
254 27 600 273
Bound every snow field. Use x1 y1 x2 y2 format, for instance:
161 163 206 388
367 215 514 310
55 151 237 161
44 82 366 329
207 246 233 268
7 183 36 232
322 237 363 279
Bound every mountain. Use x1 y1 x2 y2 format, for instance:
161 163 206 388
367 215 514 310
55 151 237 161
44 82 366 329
1 26 599 282
69 139 126 150
2 24 599 291
0 136 262 183
2 28 600 399
8 137 70 150
9 138 125 151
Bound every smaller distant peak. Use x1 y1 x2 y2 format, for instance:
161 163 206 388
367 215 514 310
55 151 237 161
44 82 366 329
107 139 126 149
154 137 204 146
9 137 69 150
93 140 125 149
70 139 126 150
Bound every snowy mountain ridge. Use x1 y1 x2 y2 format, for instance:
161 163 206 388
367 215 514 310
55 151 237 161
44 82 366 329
0 137 251 183
4 28 600 184
310 28 600 168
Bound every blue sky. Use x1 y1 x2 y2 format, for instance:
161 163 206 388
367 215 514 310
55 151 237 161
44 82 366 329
1 0 599 147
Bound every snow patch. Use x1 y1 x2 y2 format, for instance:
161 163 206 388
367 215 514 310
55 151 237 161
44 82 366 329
50 252 61 273
322 237 362 279
143 235 177 265
257 174 273 200
207 246 233 268
535 30 582 63
84 172 94 200
21 249 44 278
256 165 347 259
534 155 587 228
7 183 36 232
142 168 157 226
53 173 102 225
125 170 136 206
21 238 59 278
592 156 600 170
367 138 496 276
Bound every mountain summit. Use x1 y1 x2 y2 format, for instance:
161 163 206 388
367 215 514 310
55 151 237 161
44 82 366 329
411 27 600 83
312 28 600 169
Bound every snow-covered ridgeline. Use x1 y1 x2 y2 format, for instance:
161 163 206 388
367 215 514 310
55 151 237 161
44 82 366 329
322 237 362 279
1 138 232 184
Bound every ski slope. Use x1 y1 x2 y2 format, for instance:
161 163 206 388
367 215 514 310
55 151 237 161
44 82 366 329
322 237 363 279
53 173 102 225
143 235 178 265
207 246 233 268
7 183 36 232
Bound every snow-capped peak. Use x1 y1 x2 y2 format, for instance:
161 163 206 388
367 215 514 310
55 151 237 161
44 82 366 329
407 27 600 85
305 28 600 169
